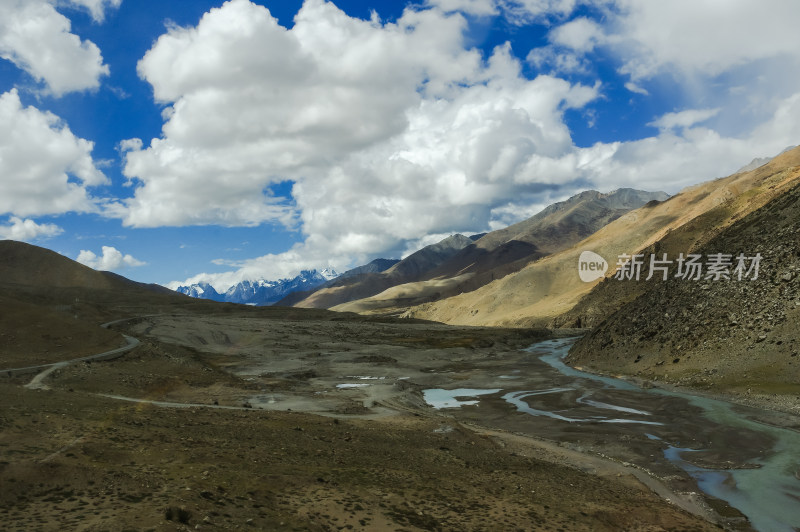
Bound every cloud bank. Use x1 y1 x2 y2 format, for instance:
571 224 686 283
0 217 63 241
0 89 107 218
77 245 146 271
0 0 116 95
116 0 604 286
66 0 800 288
0 0 118 243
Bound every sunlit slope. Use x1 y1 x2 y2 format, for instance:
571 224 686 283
330 274 473 315
424 189 668 280
292 234 474 309
568 175 800 404
329 189 666 315
402 145 800 326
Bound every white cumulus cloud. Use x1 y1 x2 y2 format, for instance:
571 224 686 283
624 81 648 96
120 0 800 290
0 89 107 217
532 1 800 124
65 0 123 23
0 0 111 96
610 0 800 81
428 0 576 21
649 108 721 132
427 0 498 16
501 0 577 24
548 16 605 53
117 0 493 229
0 217 63 241
121 1 599 280
77 246 146 271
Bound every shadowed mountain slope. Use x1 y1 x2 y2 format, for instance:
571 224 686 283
287 234 475 309
294 189 666 312
0 240 391 368
402 145 800 327
330 189 668 315
567 175 800 409
276 258 400 307
0 241 288 367
421 188 669 283
0 241 178 367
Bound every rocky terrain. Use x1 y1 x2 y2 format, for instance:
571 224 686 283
568 177 800 413
0 382 717 531
402 146 800 328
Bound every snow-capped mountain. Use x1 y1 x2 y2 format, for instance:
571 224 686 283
175 268 339 306
176 281 225 301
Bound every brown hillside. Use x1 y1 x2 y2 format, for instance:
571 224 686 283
0 241 371 368
328 189 666 315
0 241 192 367
419 189 657 282
292 234 474 309
567 177 800 410
0 295 122 368
403 145 800 327
0 240 118 289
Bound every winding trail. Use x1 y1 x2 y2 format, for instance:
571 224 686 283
24 362 69 390
97 393 255 410
0 318 142 388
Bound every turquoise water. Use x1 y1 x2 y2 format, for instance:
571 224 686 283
532 338 800 532
422 388 502 409
502 388 663 425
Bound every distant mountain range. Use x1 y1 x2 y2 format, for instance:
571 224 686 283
409 146 800 328
175 268 339 306
276 258 400 307
174 188 668 310
284 188 669 313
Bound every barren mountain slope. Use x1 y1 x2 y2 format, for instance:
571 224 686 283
555 145 800 329
424 189 669 280
567 178 800 409
403 145 800 327
0 294 122 367
291 234 474 309
329 189 666 315
0 241 221 367
0 240 118 290
277 258 400 307
0 240 176 296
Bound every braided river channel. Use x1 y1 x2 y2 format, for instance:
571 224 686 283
423 338 800 531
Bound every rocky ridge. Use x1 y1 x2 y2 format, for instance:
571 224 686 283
568 178 800 411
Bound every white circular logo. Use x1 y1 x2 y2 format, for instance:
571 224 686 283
578 251 608 282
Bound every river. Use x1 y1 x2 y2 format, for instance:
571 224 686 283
423 338 800 531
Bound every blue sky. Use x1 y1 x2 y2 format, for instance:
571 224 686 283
2 0 800 289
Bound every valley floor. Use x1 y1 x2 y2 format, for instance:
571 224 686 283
0 311 759 530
